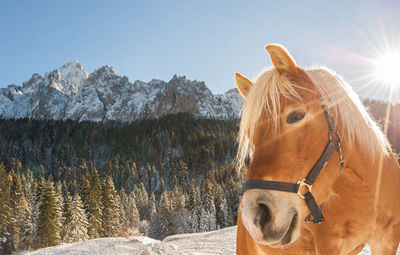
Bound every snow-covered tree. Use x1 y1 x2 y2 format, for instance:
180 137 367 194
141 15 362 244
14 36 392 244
87 168 102 238
101 176 121 237
135 183 149 220
216 197 230 229
158 191 172 239
186 182 201 233
34 177 62 248
119 189 140 236
0 165 13 254
60 191 72 241
170 187 190 235
9 174 29 249
199 199 217 232
55 181 64 234
62 194 89 243
148 194 160 238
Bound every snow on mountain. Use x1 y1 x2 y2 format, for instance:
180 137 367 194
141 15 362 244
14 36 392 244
0 62 243 121
59 60 88 89
16 226 399 255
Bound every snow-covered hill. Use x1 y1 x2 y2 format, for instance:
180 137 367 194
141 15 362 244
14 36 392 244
16 226 399 255
0 62 243 121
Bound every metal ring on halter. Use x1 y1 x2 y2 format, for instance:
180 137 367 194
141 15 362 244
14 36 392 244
328 130 341 143
297 179 312 199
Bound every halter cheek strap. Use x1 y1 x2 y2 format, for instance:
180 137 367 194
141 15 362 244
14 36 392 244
243 105 344 224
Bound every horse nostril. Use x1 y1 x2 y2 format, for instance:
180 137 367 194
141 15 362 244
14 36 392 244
257 203 272 228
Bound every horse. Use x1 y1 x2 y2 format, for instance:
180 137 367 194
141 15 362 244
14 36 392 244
235 44 400 254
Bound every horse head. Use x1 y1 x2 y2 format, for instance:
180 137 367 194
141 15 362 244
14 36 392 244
236 44 345 247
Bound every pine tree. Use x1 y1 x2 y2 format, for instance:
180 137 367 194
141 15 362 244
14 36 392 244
87 168 102 238
9 174 29 249
79 175 90 213
148 193 159 239
200 179 217 232
60 191 72 242
170 187 190 235
119 188 127 232
34 177 62 248
24 176 43 250
0 164 13 254
186 182 201 233
154 178 165 200
20 205 33 250
55 181 64 234
101 176 121 237
62 194 89 243
216 197 229 229
136 183 149 220
176 160 188 188
199 198 217 232
158 191 170 238
21 169 33 205
120 189 140 236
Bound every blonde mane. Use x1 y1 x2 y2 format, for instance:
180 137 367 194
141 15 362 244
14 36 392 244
236 66 391 171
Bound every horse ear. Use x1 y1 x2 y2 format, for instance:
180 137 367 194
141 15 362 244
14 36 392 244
235 72 253 98
265 44 298 76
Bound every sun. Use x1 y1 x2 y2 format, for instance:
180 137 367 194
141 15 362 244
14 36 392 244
372 49 400 87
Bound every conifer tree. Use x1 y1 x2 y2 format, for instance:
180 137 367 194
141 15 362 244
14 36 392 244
158 190 172 239
176 160 188 187
62 194 89 243
136 183 149 220
9 174 29 249
79 175 90 213
216 197 229 229
25 176 43 250
101 176 121 237
186 182 201 232
148 194 159 238
170 187 190 235
60 191 72 241
199 198 217 232
120 189 140 236
21 169 33 205
119 188 128 231
20 205 33 250
0 164 13 254
55 181 64 233
87 168 102 238
35 177 62 248
154 178 165 200
200 179 217 232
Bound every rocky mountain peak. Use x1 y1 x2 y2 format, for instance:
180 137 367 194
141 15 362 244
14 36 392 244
0 62 243 121
59 60 88 87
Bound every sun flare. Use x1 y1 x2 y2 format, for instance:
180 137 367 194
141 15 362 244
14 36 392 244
373 50 400 86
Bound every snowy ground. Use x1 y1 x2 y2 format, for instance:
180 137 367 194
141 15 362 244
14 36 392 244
16 226 399 255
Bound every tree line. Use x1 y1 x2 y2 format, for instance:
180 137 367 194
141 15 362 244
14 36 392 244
0 160 243 254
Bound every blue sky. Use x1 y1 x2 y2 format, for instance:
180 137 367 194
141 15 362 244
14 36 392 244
1 0 399 100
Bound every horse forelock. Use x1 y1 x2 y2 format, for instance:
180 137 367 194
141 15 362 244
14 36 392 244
236 68 304 171
236 66 391 171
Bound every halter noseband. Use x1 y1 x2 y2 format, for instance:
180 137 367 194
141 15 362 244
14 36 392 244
243 105 345 224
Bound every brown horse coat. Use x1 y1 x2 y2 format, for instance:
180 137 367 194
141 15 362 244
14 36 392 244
235 44 400 254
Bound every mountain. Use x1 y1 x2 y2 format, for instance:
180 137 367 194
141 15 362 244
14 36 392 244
0 61 243 121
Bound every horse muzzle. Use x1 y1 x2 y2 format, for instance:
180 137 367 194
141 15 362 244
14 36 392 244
240 189 301 246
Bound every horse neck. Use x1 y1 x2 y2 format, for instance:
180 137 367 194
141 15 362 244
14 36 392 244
339 126 394 187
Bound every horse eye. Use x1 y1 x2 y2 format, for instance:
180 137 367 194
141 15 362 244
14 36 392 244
286 111 305 124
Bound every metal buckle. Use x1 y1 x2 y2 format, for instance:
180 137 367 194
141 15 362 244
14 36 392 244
297 179 312 199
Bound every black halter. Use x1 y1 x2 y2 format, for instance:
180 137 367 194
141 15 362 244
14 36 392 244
243 105 345 224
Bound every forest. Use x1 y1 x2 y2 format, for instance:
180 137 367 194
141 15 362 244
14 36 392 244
0 98 399 253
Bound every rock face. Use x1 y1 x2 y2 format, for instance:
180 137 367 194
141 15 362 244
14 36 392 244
0 61 243 121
